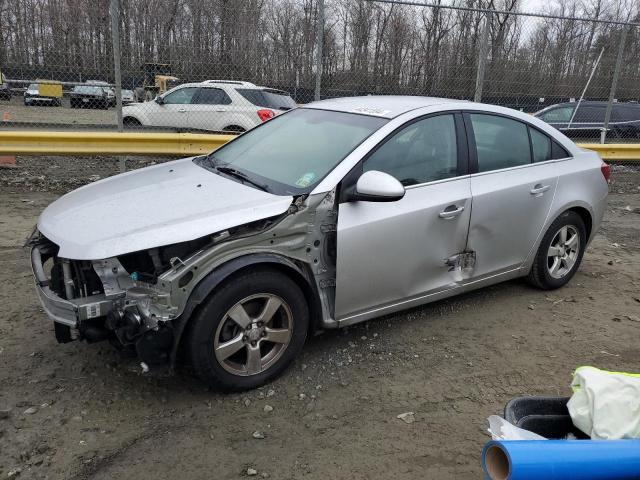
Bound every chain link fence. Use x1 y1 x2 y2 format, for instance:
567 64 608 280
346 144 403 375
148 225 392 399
1 0 640 148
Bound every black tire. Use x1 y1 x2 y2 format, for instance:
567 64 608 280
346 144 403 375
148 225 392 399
527 211 586 290
223 125 246 134
185 268 309 391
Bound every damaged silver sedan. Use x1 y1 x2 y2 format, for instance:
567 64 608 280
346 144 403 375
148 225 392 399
28 96 609 390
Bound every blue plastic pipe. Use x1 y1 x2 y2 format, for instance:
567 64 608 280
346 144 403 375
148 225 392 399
482 440 640 480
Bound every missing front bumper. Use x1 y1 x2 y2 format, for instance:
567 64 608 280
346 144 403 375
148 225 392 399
31 243 113 328
34 281 114 328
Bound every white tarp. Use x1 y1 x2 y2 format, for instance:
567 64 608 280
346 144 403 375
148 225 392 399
568 366 640 440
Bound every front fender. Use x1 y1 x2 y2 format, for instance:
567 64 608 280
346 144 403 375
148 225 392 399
168 253 319 364
122 106 147 124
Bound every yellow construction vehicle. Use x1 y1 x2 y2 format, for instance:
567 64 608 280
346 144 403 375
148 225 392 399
134 63 180 102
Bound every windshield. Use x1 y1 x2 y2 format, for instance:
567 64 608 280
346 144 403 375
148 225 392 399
237 88 297 110
195 108 387 195
74 86 103 94
28 83 37 90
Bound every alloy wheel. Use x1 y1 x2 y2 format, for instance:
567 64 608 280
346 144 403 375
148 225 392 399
213 294 293 376
547 225 580 279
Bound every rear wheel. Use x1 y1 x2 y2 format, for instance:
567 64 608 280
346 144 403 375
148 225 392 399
185 269 308 391
527 211 586 290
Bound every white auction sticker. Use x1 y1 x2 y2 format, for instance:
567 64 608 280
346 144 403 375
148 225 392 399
350 107 391 116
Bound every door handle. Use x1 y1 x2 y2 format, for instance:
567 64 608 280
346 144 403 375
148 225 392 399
439 205 465 219
215 108 227 112
530 184 550 195
178 108 186 113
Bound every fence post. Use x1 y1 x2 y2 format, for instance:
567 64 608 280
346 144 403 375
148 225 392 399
109 0 125 172
474 11 490 103
314 0 324 102
601 26 629 144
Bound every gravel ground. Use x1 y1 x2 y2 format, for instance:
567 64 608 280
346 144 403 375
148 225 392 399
1 157 639 479
1 97 118 129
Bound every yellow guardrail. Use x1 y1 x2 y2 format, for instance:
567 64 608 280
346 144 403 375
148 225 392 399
578 143 640 162
0 131 235 156
0 131 639 162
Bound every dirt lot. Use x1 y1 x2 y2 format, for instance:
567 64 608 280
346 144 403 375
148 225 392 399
1 157 639 479
1 97 118 129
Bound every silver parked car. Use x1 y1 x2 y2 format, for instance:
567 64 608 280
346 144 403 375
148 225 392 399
28 96 609 390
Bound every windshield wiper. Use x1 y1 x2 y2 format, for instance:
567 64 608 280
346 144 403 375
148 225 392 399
215 166 270 192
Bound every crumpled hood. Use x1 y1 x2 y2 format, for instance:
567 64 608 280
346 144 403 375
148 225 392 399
38 157 293 260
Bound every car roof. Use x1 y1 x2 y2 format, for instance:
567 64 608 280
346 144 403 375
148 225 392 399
305 95 464 118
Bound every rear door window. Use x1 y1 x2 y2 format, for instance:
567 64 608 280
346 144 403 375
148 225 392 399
529 127 552 162
470 114 531 172
573 105 605 123
612 105 640 122
527 127 570 161
237 89 296 110
551 141 570 159
195 87 232 105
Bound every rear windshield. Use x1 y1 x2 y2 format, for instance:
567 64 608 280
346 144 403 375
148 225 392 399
237 88 296 110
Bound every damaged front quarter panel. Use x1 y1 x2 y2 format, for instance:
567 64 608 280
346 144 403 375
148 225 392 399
152 190 340 340
33 190 340 366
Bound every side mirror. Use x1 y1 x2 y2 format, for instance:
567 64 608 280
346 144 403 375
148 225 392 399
354 170 405 202
154 95 164 105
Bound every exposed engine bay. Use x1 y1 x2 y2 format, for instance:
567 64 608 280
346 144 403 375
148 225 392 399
28 190 338 367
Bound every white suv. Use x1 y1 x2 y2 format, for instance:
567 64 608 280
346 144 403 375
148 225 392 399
122 80 296 132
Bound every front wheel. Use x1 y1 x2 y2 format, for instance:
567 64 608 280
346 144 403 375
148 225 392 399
185 269 309 391
527 211 586 290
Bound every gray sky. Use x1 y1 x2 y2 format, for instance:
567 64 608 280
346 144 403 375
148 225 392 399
521 0 551 13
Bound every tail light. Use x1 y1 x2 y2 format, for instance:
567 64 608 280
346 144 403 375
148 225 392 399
601 162 611 184
257 109 275 122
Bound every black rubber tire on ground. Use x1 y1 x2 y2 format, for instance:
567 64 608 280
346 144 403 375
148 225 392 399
223 125 246 134
527 210 586 290
185 268 309 391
